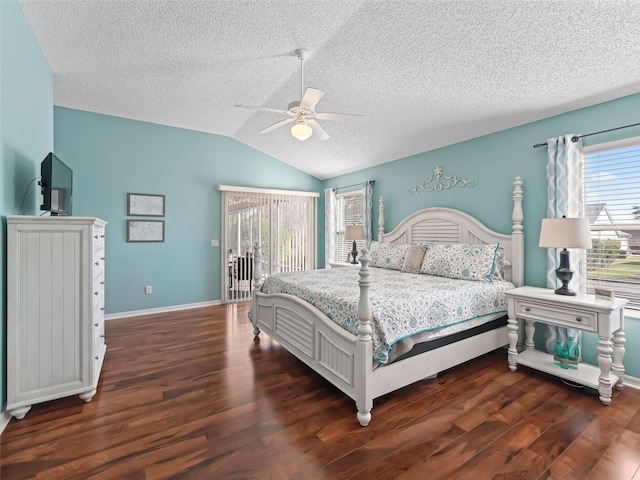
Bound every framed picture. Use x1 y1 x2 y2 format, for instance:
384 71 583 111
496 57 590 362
127 193 165 217
127 220 165 242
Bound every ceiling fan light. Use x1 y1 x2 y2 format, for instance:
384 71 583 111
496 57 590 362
291 121 313 141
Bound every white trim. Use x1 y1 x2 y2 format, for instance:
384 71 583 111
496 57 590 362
624 375 640 391
105 300 222 320
624 308 640 320
217 184 319 197
0 411 11 436
583 135 640 154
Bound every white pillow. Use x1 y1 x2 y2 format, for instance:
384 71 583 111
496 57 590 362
420 243 499 282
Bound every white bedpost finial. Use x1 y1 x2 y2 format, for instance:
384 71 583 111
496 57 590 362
253 242 262 291
511 177 524 287
378 196 385 242
357 249 372 342
512 177 523 235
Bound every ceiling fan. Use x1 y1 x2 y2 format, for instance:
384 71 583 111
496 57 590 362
236 48 364 141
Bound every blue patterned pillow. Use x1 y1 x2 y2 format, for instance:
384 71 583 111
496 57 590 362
369 241 411 270
420 243 499 281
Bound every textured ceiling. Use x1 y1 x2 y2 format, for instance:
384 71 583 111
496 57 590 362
18 0 640 180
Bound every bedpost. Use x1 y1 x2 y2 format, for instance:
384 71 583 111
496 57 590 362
378 196 385 242
252 242 262 336
355 248 373 426
511 177 524 287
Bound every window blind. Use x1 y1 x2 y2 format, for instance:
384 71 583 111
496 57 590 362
336 190 364 263
221 187 318 302
583 137 640 308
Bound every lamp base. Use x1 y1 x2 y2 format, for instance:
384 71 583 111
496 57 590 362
554 249 575 295
350 240 359 264
554 285 577 296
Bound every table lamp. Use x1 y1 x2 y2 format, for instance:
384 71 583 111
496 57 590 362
539 216 592 295
345 225 365 264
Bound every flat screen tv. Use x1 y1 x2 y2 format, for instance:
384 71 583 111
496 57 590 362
40 152 73 216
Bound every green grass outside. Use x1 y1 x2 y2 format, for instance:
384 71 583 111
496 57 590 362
588 254 640 282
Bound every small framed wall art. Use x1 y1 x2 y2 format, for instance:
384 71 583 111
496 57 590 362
127 220 165 243
127 193 165 217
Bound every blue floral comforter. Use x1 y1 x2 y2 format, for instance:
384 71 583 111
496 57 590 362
258 267 514 364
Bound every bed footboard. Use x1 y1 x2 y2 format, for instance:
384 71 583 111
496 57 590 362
250 251 375 426
251 291 363 400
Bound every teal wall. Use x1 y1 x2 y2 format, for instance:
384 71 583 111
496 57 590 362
54 107 322 314
323 92 640 378
1 1 54 415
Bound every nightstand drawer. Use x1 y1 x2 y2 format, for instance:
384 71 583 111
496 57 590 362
514 299 597 332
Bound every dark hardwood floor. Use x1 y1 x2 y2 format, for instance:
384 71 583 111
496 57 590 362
1 303 639 479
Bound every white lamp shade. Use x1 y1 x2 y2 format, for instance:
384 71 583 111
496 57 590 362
291 121 312 141
539 217 592 249
345 224 365 241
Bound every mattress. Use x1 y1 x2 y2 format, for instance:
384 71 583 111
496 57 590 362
256 266 515 365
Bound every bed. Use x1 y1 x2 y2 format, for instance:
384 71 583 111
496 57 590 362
249 177 524 426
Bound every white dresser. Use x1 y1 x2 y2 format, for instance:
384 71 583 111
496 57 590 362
7 216 107 419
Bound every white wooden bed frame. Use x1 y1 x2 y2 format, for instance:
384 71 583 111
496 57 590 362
250 177 524 426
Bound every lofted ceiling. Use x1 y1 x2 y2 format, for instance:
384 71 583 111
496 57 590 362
18 0 640 180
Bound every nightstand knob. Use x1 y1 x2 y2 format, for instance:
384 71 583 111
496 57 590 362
576 317 583 322
524 307 531 312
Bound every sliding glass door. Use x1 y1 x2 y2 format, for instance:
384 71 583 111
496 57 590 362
220 186 318 303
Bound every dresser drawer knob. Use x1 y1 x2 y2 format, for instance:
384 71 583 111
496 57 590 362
94 323 99 327
100 307 105 311
524 307 531 312
95 356 99 360
576 317 583 322
94 291 99 295
94 235 98 239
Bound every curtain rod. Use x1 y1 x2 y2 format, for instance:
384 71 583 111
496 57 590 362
532 121 640 148
333 180 375 191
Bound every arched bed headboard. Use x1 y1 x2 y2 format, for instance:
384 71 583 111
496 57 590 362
377 177 524 286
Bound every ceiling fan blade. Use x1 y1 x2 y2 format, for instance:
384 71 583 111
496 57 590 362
316 112 365 121
236 104 287 114
258 118 294 134
307 119 330 141
300 88 325 110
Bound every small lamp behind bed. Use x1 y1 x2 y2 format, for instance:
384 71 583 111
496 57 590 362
539 216 592 296
345 224 365 264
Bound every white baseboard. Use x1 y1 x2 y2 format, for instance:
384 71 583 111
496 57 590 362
105 300 222 320
624 374 640 390
0 410 11 436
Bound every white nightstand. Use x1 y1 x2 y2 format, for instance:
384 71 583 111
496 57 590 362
329 261 360 268
505 286 627 405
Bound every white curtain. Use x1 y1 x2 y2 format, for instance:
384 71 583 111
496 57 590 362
362 181 373 247
324 187 337 266
545 134 584 355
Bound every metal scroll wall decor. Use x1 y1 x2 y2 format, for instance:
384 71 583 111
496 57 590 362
408 166 477 194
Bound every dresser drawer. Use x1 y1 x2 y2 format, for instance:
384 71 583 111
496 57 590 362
93 225 105 248
514 299 597 332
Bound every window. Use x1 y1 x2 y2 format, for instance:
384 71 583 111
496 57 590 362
335 189 364 263
583 136 640 309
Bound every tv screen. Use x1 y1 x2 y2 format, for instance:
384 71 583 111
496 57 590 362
40 152 73 216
